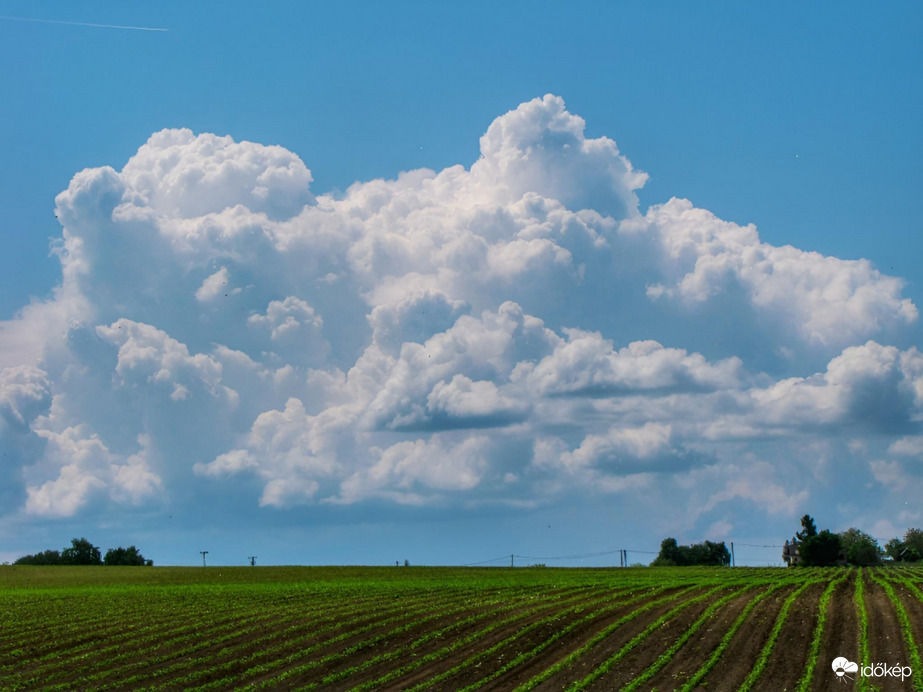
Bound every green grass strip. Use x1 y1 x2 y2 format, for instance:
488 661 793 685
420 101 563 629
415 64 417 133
736 578 819 692
564 585 728 692
680 581 790 692
869 570 923 692
855 568 872 692
623 585 752 692
795 572 849 692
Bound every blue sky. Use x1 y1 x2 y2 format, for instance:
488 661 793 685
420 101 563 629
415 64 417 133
1 2 921 566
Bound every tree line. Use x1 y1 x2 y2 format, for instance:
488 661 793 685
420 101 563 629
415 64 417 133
789 515 923 567
13 538 152 566
652 538 731 567
651 516 923 568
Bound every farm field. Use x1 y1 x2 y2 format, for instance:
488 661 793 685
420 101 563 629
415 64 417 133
1 565 921 691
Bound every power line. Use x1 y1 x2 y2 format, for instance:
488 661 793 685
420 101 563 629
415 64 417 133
462 548 659 567
460 555 510 567
460 539 790 569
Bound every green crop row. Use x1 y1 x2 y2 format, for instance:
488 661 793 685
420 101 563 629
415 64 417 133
452 587 667 692
737 578 820 692
272 585 614 691
427 586 665 692
345 585 643 692
870 571 923 692
11 566 922 691
123 588 468 691
624 584 756 692
855 568 871 692
565 585 730 691
795 571 849 692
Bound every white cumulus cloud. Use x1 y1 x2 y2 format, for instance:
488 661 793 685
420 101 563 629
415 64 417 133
1 94 920 547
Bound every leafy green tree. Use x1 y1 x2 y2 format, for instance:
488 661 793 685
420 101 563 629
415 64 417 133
653 538 730 566
885 537 905 561
103 546 150 566
838 528 880 566
13 549 62 565
796 514 818 541
61 538 102 566
903 528 923 561
652 537 682 566
799 530 842 566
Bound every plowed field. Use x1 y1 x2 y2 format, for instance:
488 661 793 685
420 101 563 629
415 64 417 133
1 565 921 691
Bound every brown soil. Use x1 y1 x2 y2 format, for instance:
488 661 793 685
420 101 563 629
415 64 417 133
430 586 692 692
331 585 622 691
688 583 796 691
581 588 733 690
750 581 824 692
14 571 923 692
512 587 711 691
884 574 923 661
813 574 859 692
863 576 913 692
236 591 514 689
645 585 773 691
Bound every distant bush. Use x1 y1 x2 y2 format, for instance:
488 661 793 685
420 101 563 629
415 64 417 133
104 546 152 566
799 530 842 567
652 537 731 566
14 538 151 566
885 529 923 562
14 549 63 566
61 538 102 565
838 528 880 566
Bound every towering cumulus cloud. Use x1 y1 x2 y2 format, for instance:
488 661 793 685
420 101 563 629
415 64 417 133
1 95 920 543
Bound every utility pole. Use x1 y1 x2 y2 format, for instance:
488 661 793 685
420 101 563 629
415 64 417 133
731 542 735 567
510 554 514 568
200 550 208 567
248 556 257 567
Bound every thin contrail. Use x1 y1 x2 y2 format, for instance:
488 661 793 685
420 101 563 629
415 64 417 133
0 15 168 32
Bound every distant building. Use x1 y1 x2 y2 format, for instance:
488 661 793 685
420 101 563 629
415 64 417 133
783 538 800 566
783 536 847 566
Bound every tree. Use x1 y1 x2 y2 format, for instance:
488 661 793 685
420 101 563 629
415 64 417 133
885 537 906 561
799 530 842 566
13 549 62 566
838 528 880 566
653 537 682 566
904 528 923 562
61 538 102 566
103 546 149 566
796 514 818 542
653 538 730 566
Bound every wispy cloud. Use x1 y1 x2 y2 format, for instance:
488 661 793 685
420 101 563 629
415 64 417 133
0 15 167 32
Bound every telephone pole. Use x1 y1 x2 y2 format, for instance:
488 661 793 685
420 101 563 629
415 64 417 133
248 556 257 567
200 550 208 567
